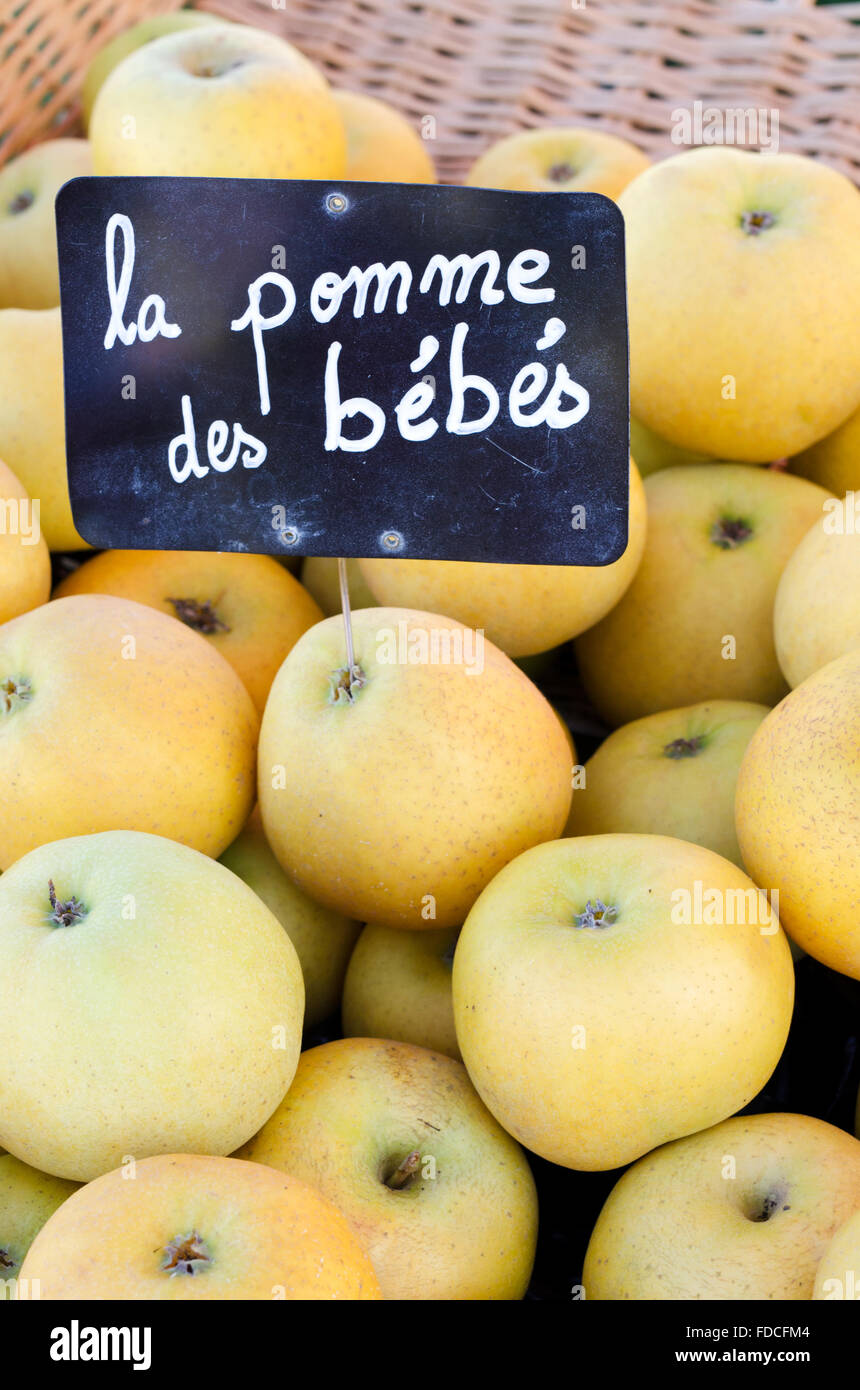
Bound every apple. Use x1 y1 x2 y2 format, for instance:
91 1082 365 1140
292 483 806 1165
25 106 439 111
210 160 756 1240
300 556 377 616
565 700 769 868
219 806 360 1030
0 830 304 1182
0 140 93 310
342 923 460 1059
735 649 860 980
466 127 650 199
20 1154 380 1299
54 547 324 716
790 402 860 497
0 308 86 551
619 147 860 460
453 834 794 1171
813 1210 860 1300
90 24 346 178
0 457 51 624
238 1037 538 1299
773 509 860 688
575 464 830 726
0 594 258 868
334 89 435 183
583 1112 860 1299
258 607 572 929
630 415 715 477
357 460 646 657
0 1152 78 1297
82 10 230 125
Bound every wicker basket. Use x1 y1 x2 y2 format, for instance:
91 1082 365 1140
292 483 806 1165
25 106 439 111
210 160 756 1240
2 0 859 183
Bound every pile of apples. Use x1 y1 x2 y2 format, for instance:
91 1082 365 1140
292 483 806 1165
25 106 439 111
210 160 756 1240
0 9 858 1302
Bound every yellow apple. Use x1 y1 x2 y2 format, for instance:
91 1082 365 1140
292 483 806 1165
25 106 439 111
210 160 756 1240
773 508 860 687
0 1152 78 1297
334 89 435 183
790 402 860 496
358 460 646 657
453 834 794 1170
735 649 860 980
0 139 93 310
54 547 323 716
0 457 51 624
342 923 460 1059
0 308 85 551
630 415 716 477
0 831 303 1182
300 556 377 616
584 1112 860 1299
0 594 258 868
620 147 860 460
575 464 830 725
90 24 346 178
219 806 360 1029
258 607 572 928
466 127 650 199
238 1037 538 1300
813 1210 860 1300
82 10 230 125
565 700 769 867
20 1154 380 1299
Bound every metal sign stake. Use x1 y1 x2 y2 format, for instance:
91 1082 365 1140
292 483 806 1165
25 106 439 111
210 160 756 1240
337 557 366 702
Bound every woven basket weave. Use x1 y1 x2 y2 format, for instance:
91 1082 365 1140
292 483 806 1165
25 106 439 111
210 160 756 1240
0 0 181 162
2 0 859 184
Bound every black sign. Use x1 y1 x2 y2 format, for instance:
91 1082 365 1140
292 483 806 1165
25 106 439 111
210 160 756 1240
56 178 628 564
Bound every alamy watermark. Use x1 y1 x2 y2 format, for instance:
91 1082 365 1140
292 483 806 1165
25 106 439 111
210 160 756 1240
376 620 485 675
671 101 779 152
671 881 779 933
0 497 40 545
823 491 858 534
50 1321 151 1370
1 1275 40 1300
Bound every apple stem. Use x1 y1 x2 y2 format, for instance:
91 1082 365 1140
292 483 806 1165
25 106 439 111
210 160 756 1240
8 190 34 215
166 596 230 634
740 210 776 236
746 1184 790 1222
710 517 753 550
548 161 577 183
162 1230 211 1276
1 676 32 714
574 899 618 929
663 735 705 759
47 880 88 928
329 665 367 704
385 1149 421 1190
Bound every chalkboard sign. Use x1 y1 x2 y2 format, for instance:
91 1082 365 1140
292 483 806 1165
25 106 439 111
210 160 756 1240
56 178 628 564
